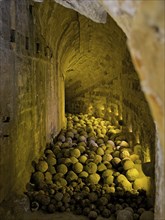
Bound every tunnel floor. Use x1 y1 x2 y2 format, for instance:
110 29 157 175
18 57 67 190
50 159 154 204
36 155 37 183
24 113 154 220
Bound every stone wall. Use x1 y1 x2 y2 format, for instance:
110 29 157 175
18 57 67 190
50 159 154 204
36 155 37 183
65 15 123 118
100 2 164 219
0 0 65 202
121 49 155 162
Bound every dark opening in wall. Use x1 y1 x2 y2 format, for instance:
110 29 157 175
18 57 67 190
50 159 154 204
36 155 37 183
10 29 15 42
26 37 29 50
29 5 33 15
2 116 10 123
36 42 40 53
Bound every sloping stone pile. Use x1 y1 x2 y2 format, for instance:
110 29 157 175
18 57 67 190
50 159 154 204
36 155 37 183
27 113 154 220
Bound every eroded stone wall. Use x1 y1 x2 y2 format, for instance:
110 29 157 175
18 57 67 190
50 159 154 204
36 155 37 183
100 2 164 219
0 0 65 202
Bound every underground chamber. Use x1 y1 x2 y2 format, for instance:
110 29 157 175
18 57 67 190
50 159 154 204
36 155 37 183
0 1 160 220
25 6 155 220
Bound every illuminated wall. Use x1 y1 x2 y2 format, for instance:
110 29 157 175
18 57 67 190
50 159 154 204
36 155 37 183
0 0 66 201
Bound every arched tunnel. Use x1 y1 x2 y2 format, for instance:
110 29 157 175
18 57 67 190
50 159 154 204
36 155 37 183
0 1 164 220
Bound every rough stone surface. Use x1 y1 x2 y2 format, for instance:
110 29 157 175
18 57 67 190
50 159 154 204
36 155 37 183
100 1 165 219
33 0 107 23
54 0 107 24
100 0 140 38
0 0 65 202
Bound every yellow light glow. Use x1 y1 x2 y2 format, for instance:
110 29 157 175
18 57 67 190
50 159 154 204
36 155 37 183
100 106 105 111
114 107 118 114
129 124 133 133
144 145 151 163
119 115 123 120
136 133 140 144
88 105 93 110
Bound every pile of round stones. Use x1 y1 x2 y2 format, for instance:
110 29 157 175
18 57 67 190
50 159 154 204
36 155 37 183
27 113 154 220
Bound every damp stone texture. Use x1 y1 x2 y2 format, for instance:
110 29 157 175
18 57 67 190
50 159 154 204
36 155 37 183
0 0 65 203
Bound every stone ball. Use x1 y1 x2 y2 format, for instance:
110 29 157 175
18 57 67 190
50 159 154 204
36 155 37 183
79 155 88 164
97 147 104 156
111 157 121 167
139 211 154 220
117 209 134 220
85 162 97 174
102 208 111 218
97 163 107 172
66 171 78 182
93 155 102 164
88 211 98 219
119 179 132 192
70 156 78 164
58 134 66 142
36 161 48 173
103 154 113 162
120 150 130 159
79 171 89 178
104 176 114 185
73 162 83 174
54 192 63 202
102 169 114 178
126 168 139 181
35 193 51 206
120 141 129 148
70 148 81 158
57 164 68 175
116 174 127 183
123 160 135 170
32 171 44 184
88 173 100 184
46 155 57 166
77 145 86 154
88 192 98 202
56 178 67 187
